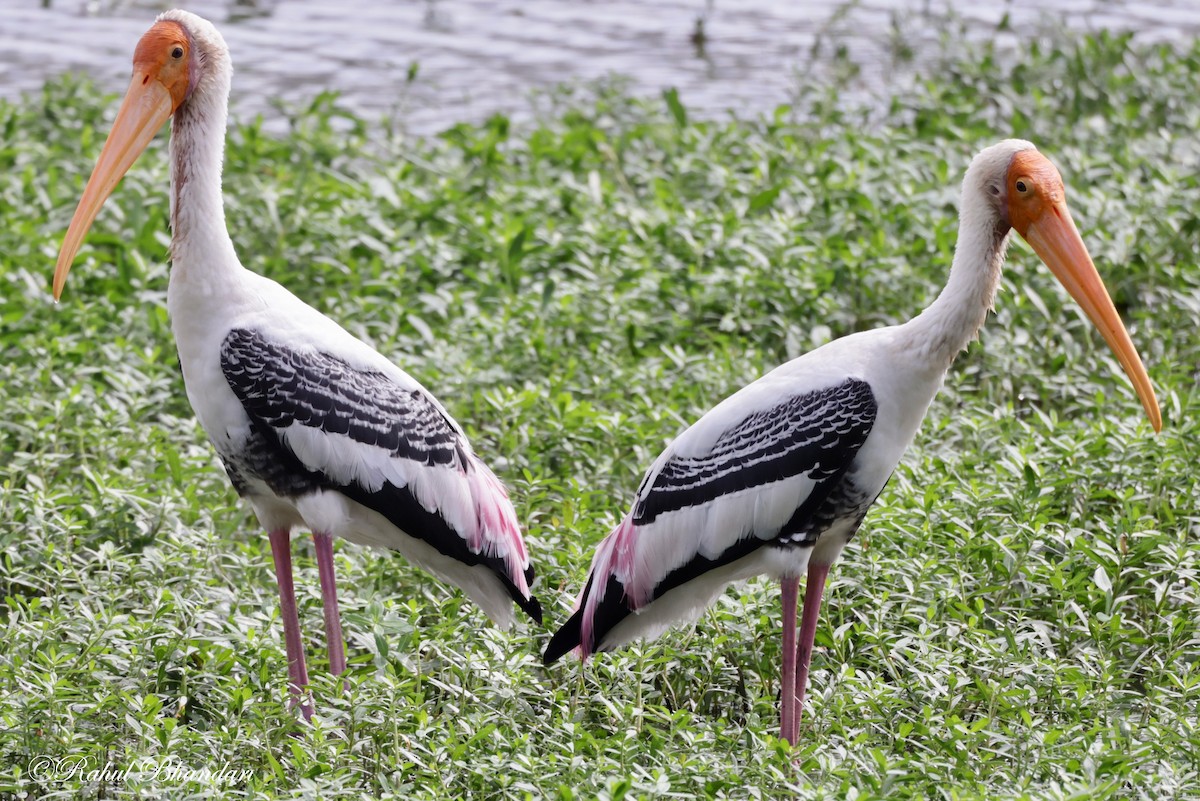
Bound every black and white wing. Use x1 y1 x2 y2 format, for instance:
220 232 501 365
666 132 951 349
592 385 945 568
545 376 877 662
219 327 540 624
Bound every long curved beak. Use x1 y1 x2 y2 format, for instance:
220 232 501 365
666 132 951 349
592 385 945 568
53 74 174 301
1023 201 1162 432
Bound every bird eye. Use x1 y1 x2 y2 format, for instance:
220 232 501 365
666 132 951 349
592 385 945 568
171 46 184 59
1015 179 1029 194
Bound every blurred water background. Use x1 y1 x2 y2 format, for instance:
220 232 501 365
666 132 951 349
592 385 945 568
3 0 1198 132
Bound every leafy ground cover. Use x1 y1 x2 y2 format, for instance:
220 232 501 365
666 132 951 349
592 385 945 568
1 24 1198 801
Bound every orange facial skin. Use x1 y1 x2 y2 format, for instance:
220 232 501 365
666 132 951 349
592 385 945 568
133 21 193 109
53 21 193 300
1005 150 1162 432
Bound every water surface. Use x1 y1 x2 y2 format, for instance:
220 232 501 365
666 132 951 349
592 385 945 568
2 0 1197 132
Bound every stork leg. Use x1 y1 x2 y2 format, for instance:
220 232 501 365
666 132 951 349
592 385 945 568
313 532 347 681
268 529 312 720
791 562 830 742
779 575 800 745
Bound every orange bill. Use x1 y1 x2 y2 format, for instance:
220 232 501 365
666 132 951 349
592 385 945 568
1019 194 1162 432
53 74 174 300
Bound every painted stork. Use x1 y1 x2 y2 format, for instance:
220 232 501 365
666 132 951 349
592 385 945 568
543 140 1162 745
52 10 541 716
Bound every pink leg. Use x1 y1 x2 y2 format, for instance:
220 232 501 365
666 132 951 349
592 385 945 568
792 562 830 742
779 575 800 745
313 532 347 681
268 529 312 720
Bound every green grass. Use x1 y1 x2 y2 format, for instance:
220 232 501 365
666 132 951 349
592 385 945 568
2 26 1199 801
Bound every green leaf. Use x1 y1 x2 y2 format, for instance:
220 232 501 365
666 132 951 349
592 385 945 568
663 87 687 128
749 185 783 213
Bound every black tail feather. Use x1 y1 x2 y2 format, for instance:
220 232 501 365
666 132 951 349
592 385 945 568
518 591 543 626
543 608 583 665
521 564 542 625
495 562 542 625
543 569 601 665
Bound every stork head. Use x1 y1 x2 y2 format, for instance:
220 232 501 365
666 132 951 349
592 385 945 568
964 139 1161 432
53 10 230 300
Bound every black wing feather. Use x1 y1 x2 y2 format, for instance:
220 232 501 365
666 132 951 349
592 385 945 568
221 328 464 467
219 328 539 622
634 379 877 525
544 377 877 663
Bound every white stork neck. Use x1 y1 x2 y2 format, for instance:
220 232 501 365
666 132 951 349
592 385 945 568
167 75 241 288
899 198 1012 370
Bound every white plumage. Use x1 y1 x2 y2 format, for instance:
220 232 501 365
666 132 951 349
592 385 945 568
54 10 539 716
545 139 1161 747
